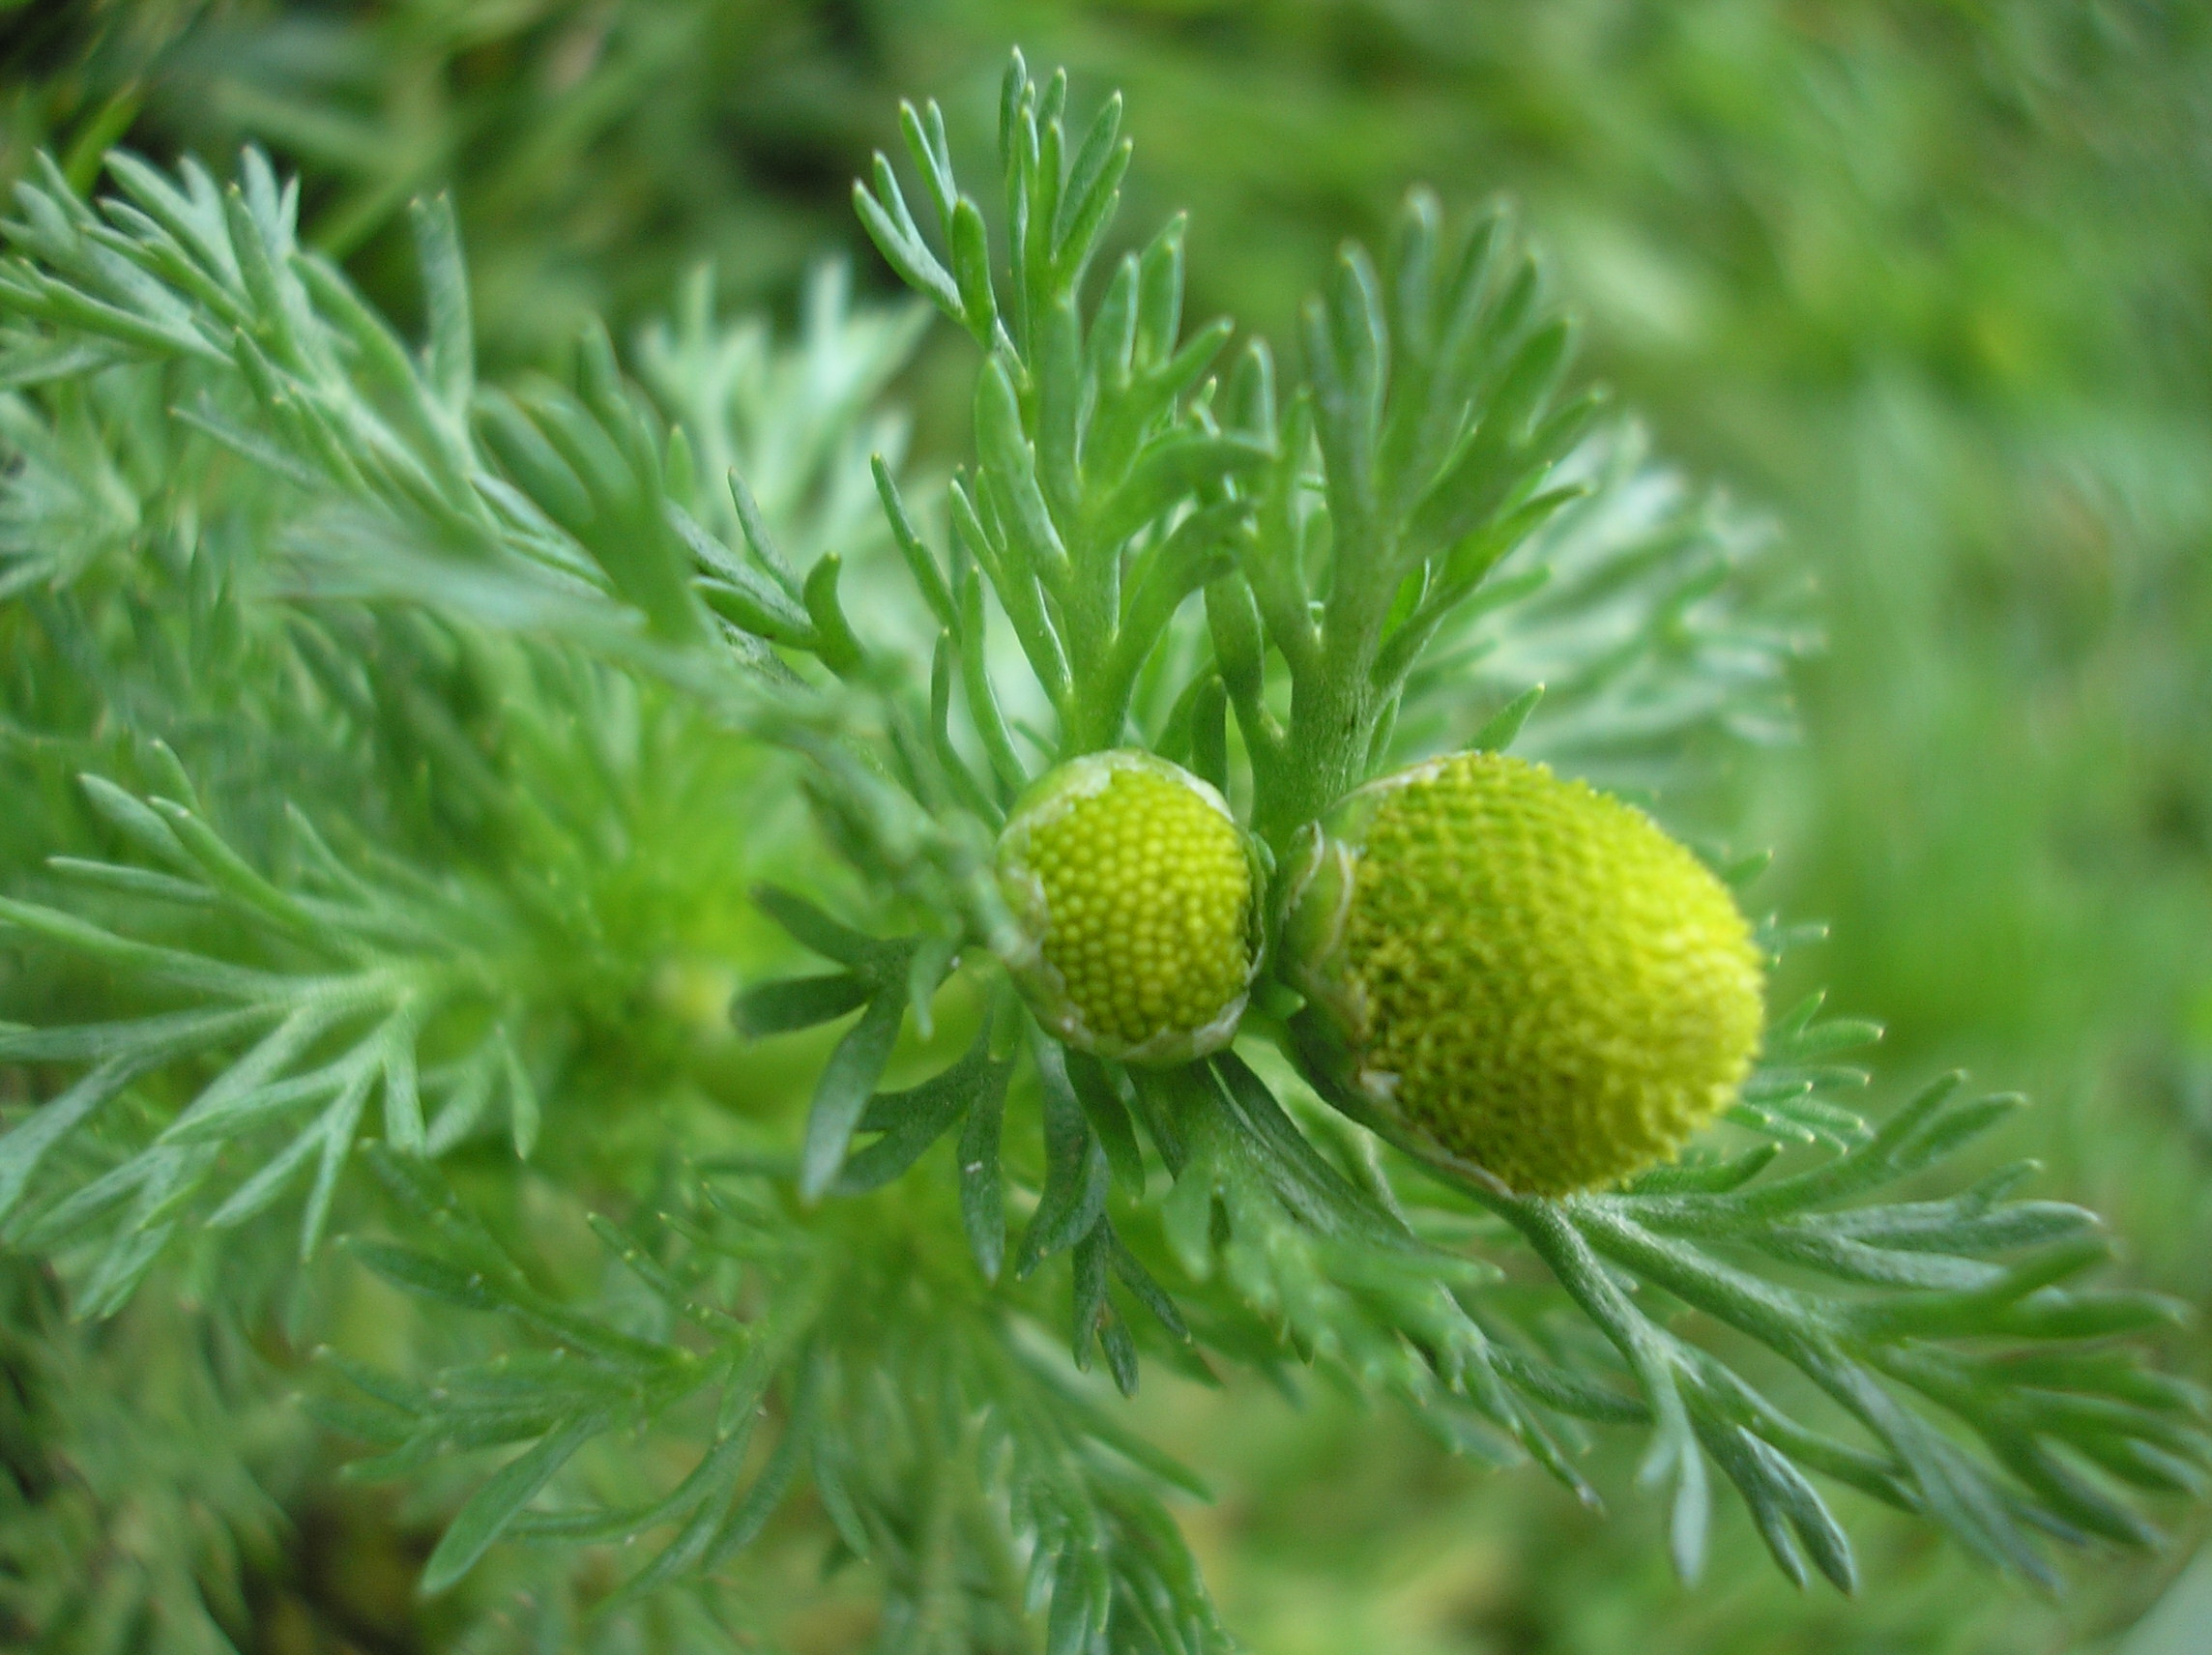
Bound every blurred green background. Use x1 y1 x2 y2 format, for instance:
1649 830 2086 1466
5 2 2208 1650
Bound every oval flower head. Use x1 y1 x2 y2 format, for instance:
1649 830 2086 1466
1283 750 1764 1195
997 750 1264 1064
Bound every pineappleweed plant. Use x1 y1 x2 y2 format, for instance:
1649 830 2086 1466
0 50 2202 1651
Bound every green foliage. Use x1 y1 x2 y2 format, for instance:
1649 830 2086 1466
0 1257 303 1655
0 36 2202 1655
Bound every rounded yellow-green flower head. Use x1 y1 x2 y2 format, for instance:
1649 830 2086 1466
997 750 1261 1064
1284 751 1764 1194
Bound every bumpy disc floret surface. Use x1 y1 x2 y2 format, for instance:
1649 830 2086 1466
1019 768 1252 1049
1339 752 1763 1194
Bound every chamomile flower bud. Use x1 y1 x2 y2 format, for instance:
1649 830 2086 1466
996 750 1263 1064
1284 751 1764 1195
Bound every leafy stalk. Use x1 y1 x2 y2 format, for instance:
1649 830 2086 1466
0 55 2197 1651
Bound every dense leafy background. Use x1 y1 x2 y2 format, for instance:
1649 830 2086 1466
3 2 2208 1650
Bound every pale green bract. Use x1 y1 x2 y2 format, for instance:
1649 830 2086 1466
0 48 2200 1655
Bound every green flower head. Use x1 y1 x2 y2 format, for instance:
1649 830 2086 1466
1285 751 1764 1194
997 750 1262 1063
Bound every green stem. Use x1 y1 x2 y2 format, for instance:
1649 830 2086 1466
1259 559 1395 847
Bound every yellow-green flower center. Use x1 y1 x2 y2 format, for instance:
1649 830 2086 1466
1021 768 1253 1049
1340 752 1763 1194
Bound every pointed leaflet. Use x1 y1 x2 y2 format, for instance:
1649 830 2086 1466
420 1409 611 1593
799 989 908 1202
734 973 874 1037
959 1058 1009 1281
0 1052 160 1222
1017 1032 1112 1276
837 1031 1001 1193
